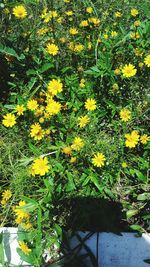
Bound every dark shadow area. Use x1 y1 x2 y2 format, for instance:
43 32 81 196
46 197 131 267
0 56 11 103
54 197 129 233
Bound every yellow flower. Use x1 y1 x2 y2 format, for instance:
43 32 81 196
64 0 71 2
134 48 143 57
78 115 90 128
103 34 108 39
39 117 44 124
31 157 50 176
2 113 16 127
80 20 89 27
89 17 100 25
43 13 52 23
48 79 63 96
130 31 140 40
45 129 51 135
86 7 93 14
57 17 63 23
88 42 92 50
12 5 27 19
15 104 25 116
1 189 12 205
122 162 127 168
74 44 84 53
131 8 138 17
21 222 33 230
120 109 131 122
114 68 120 75
51 11 58 18
125 130 140 148
122 64 137 78
111 31 118 38
79 79 85 88
46 43 59 56
78 66 84 72
1 199 7 206
92 152 106 167
1 189 12 201
69 28 78 35
15 216 23 225
59 37 66 43
71 137 84 151
134 20 141 27
112 83 119 90
70 157 77 163
114 11 122 17
27 99 38 111
37 27 49 35
140 134 150 144
19 241 31 255
65 10 73 16
144 55 150 67
46 99 61 115
30 123 44 140
14 201 30 221
62 146 72 155
3 8 10 14
85 98 96 111
41 8 48 19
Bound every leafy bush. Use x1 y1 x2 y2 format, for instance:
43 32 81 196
0 0 150 265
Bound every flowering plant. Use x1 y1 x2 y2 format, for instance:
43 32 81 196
0 0 150 265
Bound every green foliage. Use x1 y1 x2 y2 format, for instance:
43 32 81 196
0 0 150 265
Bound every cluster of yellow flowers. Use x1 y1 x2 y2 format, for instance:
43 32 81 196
125 131 149 148
1 2 149 261
1 189 12 205
13 200 32 230
19 241 31 255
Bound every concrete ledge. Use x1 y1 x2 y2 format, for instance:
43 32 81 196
70 232 150 267
0 228 150 266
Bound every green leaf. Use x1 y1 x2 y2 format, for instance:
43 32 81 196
82 176 90 186
54 224 62 237
142 5 150 18
0 232 5 266
26 69 37 76
61 66 72 73
65 172 76 192
3 104 15 110
126 209 138 219
17 202 38 213
18 157 34 166
0 44 24 60
16 248 37 265
104 188 115 199
28 141 40 155
130 224 142 231
134 170 146 182
39 63 54 73
20 196 39 205
137 193 150 201
85 66 103 77
142 214 150 219
90 176 102 192
27 77 37 93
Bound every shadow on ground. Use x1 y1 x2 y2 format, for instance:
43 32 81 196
46 197 131 267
